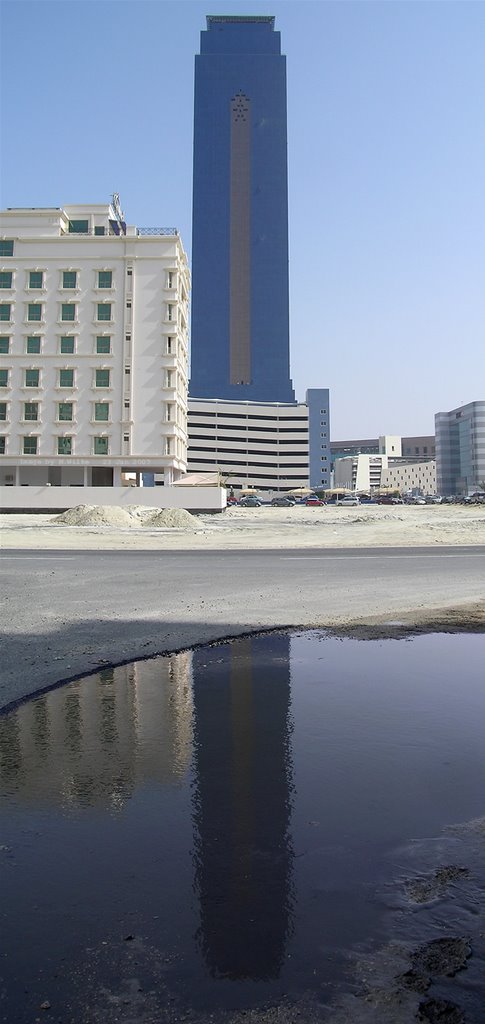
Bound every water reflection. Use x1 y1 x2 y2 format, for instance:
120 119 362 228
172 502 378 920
0 653 194 810
191 635 295 980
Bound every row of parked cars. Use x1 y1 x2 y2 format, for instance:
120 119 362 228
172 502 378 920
232 494 362 508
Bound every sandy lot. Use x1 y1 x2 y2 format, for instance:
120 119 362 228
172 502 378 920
1 502 485 550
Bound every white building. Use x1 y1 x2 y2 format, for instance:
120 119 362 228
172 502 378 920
0 202 190 491
334 448 436 494
187 398 310 491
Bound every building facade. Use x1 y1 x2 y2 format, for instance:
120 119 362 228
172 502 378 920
190 15 294 404
330 434 435 472
187 398 308 491
435 401 485 495
333 437 437 493
0 203 190 489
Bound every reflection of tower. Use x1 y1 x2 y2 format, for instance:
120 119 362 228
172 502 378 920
191 634 294 980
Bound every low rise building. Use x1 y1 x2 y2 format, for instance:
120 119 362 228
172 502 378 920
334 436 436 494
0 201 190 490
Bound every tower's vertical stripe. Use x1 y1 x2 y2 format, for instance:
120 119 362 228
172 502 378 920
230 94 251 385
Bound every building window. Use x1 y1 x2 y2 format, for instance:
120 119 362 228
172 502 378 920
62 270 77 289
94 402 109 421
98 270 112 289
0 304 12 321
0 272 12 289
24 402 38 421
97 303 111 321
127 268 133 277
0 437 5 454
95 368 110 388
93 436 108 455
0 336 9 353
167 304 174 321
167 271 174 288
124 366 130 375
58 402 73 421
96 335 111 354
26 336 41 354
0 369 9 387
166 337 173 354
59 368 74 388
57 436 72 455
25 369 39 388
23 436 38 454
0 241 14 257
68 220 89 233
27 303 42 321
60 336 75 354
61 303 75 322
0 402 6 420
94 226 105 236
29 271 44 289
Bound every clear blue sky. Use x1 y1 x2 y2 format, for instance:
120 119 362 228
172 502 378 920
1 0 484 438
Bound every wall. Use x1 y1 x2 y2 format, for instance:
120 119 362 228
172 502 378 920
0 485 226 512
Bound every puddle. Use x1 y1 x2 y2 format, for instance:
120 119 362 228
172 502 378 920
1 632 484 1023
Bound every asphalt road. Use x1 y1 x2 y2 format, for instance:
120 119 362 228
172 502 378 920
1 545 485 712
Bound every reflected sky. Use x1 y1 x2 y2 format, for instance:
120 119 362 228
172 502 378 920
0 631 484 1023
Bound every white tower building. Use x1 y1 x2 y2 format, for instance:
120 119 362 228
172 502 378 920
0 201 189 490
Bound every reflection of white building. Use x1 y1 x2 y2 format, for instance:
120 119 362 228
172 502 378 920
0 653 194 810
333 435 436 493
0 202 190 489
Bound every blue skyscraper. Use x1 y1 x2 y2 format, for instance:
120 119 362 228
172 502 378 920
189 15 295 403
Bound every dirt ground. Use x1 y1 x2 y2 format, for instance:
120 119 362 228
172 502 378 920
1 502 484 551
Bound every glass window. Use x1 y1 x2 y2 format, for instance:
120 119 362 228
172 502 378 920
94 436 108 454
23 436 38 454
57 436 72 455
0 272 12 288
68 220 89 233
94 402 109 421
59 369 74 388
98 271 112 289
26 336 41 354
0 437 6 454
25 369 39 388
0 336 9 353
28 303 42 321
60 336 75 354
96 335 111 354
0 369 8 387
61 303 75 321
0 304 11 321
94 226 105 236
0 402 6 420
24 402 38 421
0 241 14 257
58 402 73 421
29 271 43 289
97 303 111 321
62 270 77 289
95 368 110 388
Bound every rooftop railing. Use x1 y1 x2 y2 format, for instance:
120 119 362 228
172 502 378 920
137 227 178 236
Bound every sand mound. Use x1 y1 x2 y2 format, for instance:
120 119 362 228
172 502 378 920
144 508 197 529
53 505 140 527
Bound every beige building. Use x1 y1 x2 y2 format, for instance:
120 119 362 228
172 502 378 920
0 201 190 489
334 436 436 493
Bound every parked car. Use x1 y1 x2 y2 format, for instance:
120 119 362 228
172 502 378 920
377 496 403 505
305 497 325 506
238 496 262 507
271 496 294 507
337 495 360 506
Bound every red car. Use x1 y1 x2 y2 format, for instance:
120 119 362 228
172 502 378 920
305 497 325 506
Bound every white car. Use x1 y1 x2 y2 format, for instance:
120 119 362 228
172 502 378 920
337 495 360 506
